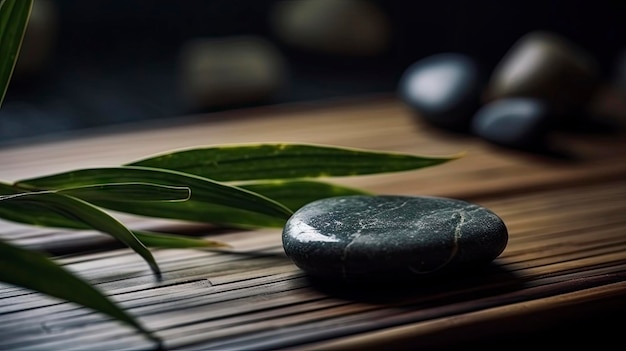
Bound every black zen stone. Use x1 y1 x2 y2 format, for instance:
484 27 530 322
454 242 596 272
472 98 554 150
282 195 508 282
398 53 483 131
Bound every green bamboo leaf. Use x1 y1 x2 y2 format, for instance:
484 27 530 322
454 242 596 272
83 180 371 227
0 0 32 106
0 239 161 345
0 182 229 249
0 199 88 229
0 200 229 247
0 181 98 229
0 191 161 278
239 179 372 211
126 143 462 181
90 199 287 228
134 230 230 249
57 182 191 202
0 182 85 228
10 175 286 228
15 166 293 221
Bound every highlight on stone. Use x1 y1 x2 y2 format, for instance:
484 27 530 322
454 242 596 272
282 195 508 282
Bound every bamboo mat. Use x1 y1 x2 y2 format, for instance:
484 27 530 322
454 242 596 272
1 95 626 350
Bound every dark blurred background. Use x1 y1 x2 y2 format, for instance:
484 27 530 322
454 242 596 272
1 0 624 144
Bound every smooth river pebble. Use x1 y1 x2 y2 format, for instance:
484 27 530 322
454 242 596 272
472 97 554 150
282 195 508 282
484 31 599 115
398 53 483 131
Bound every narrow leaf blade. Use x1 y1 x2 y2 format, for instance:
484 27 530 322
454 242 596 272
82 180 370 227
58 182 191 202
239 179 372 211
0 191 161 277
0 182 88 229
0 0 32 106
90 199 287 228
1 188 285 229
126 143 462 181
0 182 229 249
0 239 160 344
15 166 293 221
134 230 230 249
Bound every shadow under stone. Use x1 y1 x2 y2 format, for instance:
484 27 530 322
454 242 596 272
304 262 522 305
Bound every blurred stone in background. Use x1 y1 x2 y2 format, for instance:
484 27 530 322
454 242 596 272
0 1 623 144
398 53 483 132
269 0 391 57
484 31 600 117
472 98 554 151
398 28 625 153
178 36 288 110
13 0 59 80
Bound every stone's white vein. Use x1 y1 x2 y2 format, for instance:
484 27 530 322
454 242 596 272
341 220 366 278
340 202 410 278
408 209 465 274
344 204 473 277
373 200 409 217
450 210 464 260
341 238 356 279
292 221 340 243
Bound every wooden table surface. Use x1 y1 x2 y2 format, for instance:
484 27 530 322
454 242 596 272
1 95 626 350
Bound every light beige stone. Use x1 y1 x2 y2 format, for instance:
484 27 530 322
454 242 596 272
178 36 288 109
270 0 391 56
